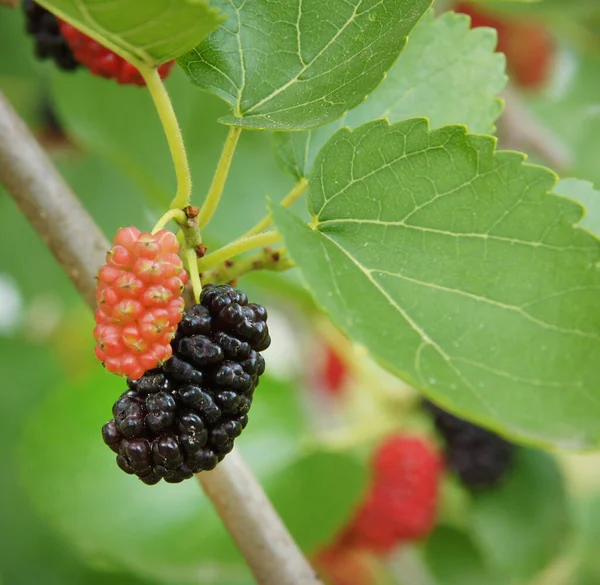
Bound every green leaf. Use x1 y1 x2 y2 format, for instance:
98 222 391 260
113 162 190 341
555 178 600 239
469 449 569 580
178 0 432 130
424 526 502 585
19 372 366 583
269 451 366 552
273 9 507 179
0 338 157 585
272 118 600 449
37 0 225 66
571 495 600 584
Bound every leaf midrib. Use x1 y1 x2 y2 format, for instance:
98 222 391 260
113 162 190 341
239 0 364 116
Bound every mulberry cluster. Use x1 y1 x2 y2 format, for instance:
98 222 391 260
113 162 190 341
94 227 188 380
102 284 271 484
424 401 515 489
23 0 79 71
23 1 174 85
339 435 442 554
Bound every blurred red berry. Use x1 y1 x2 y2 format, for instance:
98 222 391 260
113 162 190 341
339 435 443 554
322 345 350 396
314 544 375 585
59 22 174 86
455 2 556 89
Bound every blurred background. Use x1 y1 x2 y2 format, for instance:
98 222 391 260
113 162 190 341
1 1 600 584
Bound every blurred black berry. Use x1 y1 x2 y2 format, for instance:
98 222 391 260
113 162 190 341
424 400 514 490
103 285 270 485
23 0 79 71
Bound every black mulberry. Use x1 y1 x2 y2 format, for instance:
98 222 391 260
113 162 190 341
23 1 79 71
102 284 270 484
424 401 514 490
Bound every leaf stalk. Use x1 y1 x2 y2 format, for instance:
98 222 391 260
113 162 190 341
139 65 192 210
198 126 242 230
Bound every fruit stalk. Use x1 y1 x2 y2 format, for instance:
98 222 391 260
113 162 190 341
151 208 187 234
0 89 323 585
185 246 202 302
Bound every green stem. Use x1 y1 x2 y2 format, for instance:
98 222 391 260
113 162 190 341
151 208 187 234
242 178 308 239
197 231 282 273
185 247 202 303
198 126 242 230
202 246 295 285
138 65 192 210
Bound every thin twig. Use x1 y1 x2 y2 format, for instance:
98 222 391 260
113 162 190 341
201 246 294 285
198 231 283 273
0 91 322 585
497 85 572 173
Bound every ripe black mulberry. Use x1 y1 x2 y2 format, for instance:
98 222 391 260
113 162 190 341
102 284 270 484
424 401 514 490
23 0 79 71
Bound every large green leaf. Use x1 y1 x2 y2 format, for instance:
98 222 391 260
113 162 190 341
273 9 506 179
424 526 501 585
37 0 224 66
272 118 600 449
178 0 432 130
470 449 569 580
18 372 366 584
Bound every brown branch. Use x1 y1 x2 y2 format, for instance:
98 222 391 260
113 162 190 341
0 90 322 585
198 452 321 585
0 93 109 308
0 0 19 6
